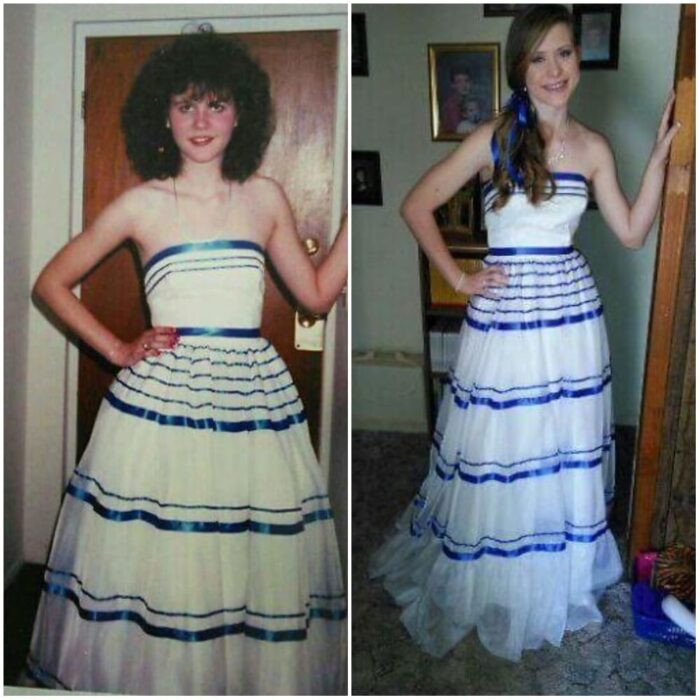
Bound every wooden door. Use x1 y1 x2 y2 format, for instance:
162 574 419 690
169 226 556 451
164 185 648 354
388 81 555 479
78 31 339 458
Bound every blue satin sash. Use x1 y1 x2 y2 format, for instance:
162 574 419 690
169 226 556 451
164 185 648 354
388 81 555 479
176 327 260 338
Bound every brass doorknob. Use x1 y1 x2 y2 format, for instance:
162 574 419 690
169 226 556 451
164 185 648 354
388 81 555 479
303 237 320 256
298 314 317 328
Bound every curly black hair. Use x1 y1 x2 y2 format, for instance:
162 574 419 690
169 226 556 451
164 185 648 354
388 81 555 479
121 32 274 182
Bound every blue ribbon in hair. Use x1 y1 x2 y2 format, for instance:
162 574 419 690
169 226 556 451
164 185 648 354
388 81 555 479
491 89 533 187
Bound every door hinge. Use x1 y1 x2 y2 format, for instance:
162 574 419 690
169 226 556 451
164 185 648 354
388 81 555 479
81 91 86 120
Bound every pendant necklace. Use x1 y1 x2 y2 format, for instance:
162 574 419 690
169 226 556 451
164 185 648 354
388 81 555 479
547 118 569 165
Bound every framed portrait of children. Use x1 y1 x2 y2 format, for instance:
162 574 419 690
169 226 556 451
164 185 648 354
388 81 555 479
428 43 500 142
573 4 621 70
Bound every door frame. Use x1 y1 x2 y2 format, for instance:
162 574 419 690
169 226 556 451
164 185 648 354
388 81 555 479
65 11 347 483
627 4 695 560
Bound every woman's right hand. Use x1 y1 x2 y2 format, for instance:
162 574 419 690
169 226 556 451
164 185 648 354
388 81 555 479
461 266 508 299
112 326 179 367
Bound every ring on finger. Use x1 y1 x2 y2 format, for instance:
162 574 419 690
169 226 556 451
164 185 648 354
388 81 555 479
143 342 150 350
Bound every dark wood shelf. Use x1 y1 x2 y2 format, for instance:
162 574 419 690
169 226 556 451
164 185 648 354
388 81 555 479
441 231 488 254
426 305 465 319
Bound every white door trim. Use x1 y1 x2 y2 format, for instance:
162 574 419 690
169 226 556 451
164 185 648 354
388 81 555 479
65 11 347 483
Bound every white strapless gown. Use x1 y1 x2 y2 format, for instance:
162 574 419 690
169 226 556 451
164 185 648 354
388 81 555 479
370 174 623 662
28 239 346 694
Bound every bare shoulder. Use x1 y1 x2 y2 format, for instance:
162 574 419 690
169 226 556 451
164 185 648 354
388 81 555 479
242 175 292 217
457 119 496 157
567 119 614 180
97 180 174 249
469 119 497 179
573 120 614 160
121 179 173 212
471 119 498 144
243 174 286 202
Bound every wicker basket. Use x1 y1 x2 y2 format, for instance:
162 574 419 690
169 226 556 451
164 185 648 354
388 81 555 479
631 582 695 649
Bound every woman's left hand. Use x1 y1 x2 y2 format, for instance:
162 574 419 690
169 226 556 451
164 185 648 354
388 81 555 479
650 90 682 168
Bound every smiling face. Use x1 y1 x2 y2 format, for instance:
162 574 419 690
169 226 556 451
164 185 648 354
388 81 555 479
524 22 579 111
452 72 472 96
167 88 237 167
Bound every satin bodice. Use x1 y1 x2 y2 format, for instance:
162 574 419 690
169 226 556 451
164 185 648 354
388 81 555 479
142 239 265 329
483 173 589 249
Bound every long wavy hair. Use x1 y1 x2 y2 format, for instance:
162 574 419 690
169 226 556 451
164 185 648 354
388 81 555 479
121 32 274 182
491 5 575 211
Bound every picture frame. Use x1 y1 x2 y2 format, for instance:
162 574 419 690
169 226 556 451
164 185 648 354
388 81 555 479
433 178 484 243
428 43 500 142
352 151 383 206
483 4 522 18
573 4 621 70
352 13 369 77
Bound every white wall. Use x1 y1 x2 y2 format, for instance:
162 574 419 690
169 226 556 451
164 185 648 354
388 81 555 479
4 4 36 583
21 3 346 565
352 3 680 430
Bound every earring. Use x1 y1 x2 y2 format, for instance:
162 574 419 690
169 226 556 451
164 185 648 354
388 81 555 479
157 146 165 154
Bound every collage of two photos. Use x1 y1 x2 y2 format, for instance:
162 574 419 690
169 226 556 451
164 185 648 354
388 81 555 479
4 2 696 696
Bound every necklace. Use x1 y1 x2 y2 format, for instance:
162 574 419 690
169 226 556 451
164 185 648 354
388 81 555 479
546 119 569 165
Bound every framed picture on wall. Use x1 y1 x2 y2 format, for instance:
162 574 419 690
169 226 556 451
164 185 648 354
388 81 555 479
573 4 621 70
352 13 369 76
483 4 522 18
352 151 383 206
428 43 500 142
433 178 483 242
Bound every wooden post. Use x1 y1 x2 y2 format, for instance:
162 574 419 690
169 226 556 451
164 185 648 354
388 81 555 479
628 4 696 562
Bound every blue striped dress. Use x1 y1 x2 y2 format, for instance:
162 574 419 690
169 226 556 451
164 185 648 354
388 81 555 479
28 239 346 694
370 173 623 661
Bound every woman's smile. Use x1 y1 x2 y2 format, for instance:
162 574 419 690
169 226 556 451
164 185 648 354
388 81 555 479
188 136 216 146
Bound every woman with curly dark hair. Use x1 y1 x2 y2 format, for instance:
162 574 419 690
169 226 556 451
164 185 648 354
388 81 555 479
27 32 347 695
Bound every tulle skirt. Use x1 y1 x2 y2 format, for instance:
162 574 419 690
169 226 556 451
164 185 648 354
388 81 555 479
28 336 346 694
370 248 623 661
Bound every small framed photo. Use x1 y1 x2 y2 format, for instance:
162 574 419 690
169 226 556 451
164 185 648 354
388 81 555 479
483 4 522 18
352 151 383 206
573 4 621 70
434 179 481 240
352 13 369 77
428 43 500 142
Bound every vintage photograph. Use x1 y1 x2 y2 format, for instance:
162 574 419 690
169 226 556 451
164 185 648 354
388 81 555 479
352 150 383 205
428 43 500 141
574 4 622 69
5 4 348 695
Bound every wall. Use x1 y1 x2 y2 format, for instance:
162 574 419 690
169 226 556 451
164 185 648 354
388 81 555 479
22 3 346 565
352 3 680 431
4 4 35 583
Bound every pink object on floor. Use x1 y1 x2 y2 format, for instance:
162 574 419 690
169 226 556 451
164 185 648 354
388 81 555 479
634 550 658 584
